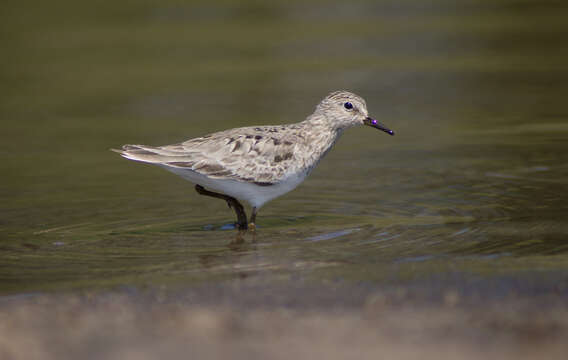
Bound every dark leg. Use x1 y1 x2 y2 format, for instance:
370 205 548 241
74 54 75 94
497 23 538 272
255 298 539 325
195 185 248 231
250 207 258 226
249 207 258 235
249 207 258 242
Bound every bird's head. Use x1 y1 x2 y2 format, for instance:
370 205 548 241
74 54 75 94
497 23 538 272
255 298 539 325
314 90 394 136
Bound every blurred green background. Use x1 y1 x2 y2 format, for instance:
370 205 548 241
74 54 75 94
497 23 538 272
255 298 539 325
1 0 568 296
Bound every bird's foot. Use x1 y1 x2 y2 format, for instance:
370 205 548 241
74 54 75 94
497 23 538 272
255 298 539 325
248 223 257 242
248 223 256 233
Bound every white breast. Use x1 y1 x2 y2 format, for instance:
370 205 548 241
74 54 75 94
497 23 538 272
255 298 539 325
160 165 308 209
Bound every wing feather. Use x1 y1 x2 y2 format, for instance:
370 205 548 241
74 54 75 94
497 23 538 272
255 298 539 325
115 125 302 184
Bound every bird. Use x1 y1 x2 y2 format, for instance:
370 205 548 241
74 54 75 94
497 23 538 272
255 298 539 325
113 90 394 238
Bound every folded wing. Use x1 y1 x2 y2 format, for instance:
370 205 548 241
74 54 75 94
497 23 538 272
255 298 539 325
113 126 300 184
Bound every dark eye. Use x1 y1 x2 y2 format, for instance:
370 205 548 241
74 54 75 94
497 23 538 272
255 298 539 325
344 102 353 110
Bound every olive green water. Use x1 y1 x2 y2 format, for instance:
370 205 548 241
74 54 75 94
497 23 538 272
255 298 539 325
2 0 568 302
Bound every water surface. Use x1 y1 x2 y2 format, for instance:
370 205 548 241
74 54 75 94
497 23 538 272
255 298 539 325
2 0 568 301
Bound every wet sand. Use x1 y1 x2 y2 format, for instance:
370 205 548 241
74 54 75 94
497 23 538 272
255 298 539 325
1 288 567 360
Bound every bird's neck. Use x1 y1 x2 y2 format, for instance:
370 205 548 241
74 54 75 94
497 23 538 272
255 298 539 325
297 116 344 173
302 113 345 142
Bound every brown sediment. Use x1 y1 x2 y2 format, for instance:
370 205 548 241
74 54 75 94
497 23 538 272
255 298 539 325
0 294 567 360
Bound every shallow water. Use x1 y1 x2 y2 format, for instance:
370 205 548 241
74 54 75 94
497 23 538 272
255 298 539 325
2 0 568 302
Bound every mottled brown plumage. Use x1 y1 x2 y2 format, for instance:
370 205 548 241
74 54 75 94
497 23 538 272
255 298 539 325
113 91 394 230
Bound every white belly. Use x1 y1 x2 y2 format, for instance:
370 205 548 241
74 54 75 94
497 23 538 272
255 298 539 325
159 165 307 209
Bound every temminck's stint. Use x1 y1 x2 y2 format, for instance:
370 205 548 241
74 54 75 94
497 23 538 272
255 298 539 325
113 91 394 238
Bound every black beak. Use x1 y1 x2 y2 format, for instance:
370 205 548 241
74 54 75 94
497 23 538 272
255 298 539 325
364 117 394 136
